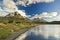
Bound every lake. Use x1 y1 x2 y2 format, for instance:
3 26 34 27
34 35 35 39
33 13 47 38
15 25 60 40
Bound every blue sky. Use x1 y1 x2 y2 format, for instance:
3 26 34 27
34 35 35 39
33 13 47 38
0 0 60 21
16 0 60 16
0 0 60 15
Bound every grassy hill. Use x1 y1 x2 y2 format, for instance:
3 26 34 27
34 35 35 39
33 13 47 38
0 13 39 39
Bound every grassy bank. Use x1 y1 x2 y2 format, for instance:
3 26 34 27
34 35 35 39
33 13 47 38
0 17 38 39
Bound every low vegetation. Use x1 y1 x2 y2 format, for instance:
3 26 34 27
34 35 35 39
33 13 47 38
0 17 38 39
0 15 59 39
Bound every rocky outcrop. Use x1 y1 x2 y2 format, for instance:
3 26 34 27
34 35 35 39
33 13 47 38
6 11 25 19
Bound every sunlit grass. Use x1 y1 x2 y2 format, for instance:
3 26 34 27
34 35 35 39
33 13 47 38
0 17 39 39
0 23 38 39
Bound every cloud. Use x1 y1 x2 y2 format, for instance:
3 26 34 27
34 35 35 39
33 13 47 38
15 0 54 6
31 12 58 21
0 0 55 18
31 12 60 21
53 15 60 21
3 0 18 12
16 10 28 17
32 12 57 18
0 7 3 11
40 12 57 17
0 7 8 16
45 15 60 21
0 0 28 17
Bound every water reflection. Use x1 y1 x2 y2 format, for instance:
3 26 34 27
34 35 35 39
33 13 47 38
24 32 57 40
15 25 60 40
24 25 60 40
24 32 46 40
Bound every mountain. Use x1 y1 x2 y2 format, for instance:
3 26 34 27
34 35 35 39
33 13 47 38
0 11 33 24
6 11 25 18
0 12 39 40
32 17 47 22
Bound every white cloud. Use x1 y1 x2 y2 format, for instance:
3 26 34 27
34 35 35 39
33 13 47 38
16 0 54 6
0 7 3 11
31 12 60 21
31 12 58 21
40 12 60 21
0 7 8 16
54 15 60 21
40 12 57 17
3 0 18 12
45 15 60 21
16 10 27 17
0 0 55 18
0 0 28 17
32 12 57 18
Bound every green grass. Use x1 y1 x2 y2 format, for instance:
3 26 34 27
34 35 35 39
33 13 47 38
0 17 38 39
0 23 37 39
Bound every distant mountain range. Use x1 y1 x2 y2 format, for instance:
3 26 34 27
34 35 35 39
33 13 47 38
0 11 60 24
31 17 60 24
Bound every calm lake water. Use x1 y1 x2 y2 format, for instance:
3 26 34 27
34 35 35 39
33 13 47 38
15 25 60 40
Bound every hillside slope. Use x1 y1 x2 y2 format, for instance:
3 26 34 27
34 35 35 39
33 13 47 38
0 12 38 39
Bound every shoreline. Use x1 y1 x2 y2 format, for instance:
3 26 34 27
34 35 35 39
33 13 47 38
5 28 30 40
4 25 37 40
